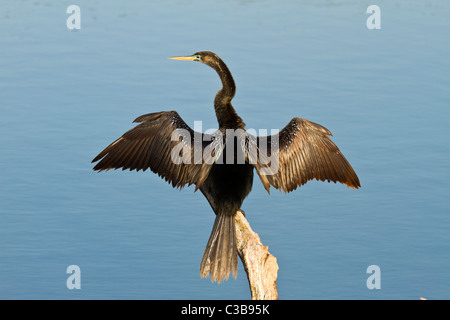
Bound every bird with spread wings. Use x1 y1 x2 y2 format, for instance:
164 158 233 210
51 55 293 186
92 51 360 283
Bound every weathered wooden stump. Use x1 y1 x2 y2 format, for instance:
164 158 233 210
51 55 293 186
235 210 279 300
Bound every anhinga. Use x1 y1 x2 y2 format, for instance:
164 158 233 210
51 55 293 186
92 51 360 283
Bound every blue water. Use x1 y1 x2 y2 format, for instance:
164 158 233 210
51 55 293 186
1 0 449 300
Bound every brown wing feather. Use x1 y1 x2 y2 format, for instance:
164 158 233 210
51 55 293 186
253 117 360 193
92 111 221 191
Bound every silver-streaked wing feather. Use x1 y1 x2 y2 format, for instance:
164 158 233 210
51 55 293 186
251 117 360 193
92 111 223 191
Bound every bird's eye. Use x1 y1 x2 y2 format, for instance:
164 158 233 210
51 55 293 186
194 55 201 61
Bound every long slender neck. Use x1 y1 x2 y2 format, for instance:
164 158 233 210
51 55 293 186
211 60 245 129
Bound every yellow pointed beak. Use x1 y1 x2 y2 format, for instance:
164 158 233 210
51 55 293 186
168 55 196 61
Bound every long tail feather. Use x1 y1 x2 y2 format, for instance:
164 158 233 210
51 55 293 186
200 213 238 283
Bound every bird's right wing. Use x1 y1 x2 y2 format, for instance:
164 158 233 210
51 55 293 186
92 111 223 191
249 117 360 193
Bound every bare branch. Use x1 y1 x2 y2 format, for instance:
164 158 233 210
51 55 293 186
235 210 279 300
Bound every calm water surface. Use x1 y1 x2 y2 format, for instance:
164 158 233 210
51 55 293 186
1 0 449 299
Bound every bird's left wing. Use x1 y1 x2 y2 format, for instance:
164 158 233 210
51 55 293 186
92 111 223 191
248 117 360 193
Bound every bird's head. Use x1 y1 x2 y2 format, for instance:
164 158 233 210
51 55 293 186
168 51 236 102
169 51 221 69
